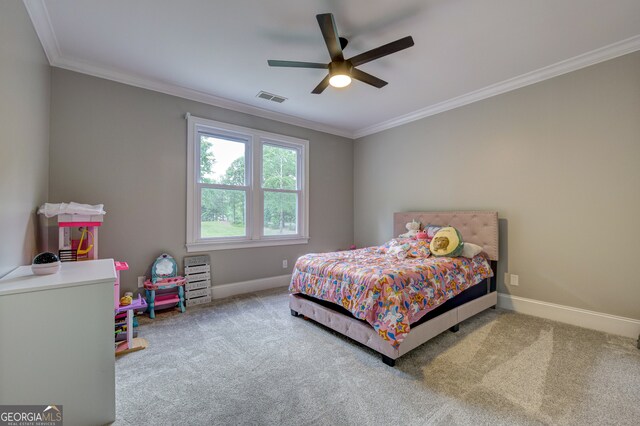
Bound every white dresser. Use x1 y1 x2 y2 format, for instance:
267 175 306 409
0 259 116 426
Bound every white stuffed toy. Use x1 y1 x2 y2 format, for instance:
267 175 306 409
399 220 421 238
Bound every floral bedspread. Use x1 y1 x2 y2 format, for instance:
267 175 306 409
289 244 493 348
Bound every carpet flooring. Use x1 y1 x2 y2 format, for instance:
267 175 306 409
114 288 640 425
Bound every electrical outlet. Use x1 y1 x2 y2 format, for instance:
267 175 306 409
282 259 288 269
137 276 145 288
510 274 519 286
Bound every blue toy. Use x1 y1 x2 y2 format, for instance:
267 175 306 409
144 253 186 318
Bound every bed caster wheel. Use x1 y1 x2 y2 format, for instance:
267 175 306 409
381 355 396 367
290 309 299 317
449 324 460 333
491 304 497 309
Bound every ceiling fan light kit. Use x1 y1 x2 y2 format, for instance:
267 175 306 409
329 74 351 88
268 13 414 94
328 61 352 88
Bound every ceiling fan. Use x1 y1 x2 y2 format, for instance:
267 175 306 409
267 13 414 94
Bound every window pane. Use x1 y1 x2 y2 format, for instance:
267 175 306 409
200 135 246 185
263 191 297 235
262 144 297 190
201 188 246 238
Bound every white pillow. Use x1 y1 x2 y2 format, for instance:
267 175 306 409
460 242 483 258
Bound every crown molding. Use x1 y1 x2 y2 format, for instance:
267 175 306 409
24 0 640 141
51 56 355 139
353 34 640 138
23 0 61 64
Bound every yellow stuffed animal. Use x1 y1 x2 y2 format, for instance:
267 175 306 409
430 227 464 257
432 236 450 251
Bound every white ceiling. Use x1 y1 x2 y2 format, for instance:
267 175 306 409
25 0 640 138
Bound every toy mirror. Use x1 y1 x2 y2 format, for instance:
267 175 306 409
151 253 178 283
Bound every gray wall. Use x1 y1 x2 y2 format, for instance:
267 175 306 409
354 52 640 319
0 1 50 277
49 69 354 293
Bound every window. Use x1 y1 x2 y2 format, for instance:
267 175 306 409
186 115 308 251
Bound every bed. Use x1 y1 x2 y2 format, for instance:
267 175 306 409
289 211 499 366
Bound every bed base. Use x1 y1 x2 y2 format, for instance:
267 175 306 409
289 289 497 366
381 355 395 367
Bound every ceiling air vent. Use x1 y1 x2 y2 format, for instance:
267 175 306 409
257 91 287 103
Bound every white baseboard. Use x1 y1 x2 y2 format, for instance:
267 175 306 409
498 293 640 339
211 274 291 300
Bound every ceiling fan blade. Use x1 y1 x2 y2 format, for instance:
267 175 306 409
311 75 331 94
267 60 328 69
348 36 414 67
350 68 387 88
316 13 344 62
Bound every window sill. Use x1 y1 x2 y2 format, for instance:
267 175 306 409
186 237 309 252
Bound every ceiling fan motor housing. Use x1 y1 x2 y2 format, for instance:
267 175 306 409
329 61 352 77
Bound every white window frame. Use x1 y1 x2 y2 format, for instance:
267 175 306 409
186 115 309 252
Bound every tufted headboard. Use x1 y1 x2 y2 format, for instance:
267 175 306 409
394 211 499 261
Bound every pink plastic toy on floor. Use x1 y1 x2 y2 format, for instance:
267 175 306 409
144 253 186 319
